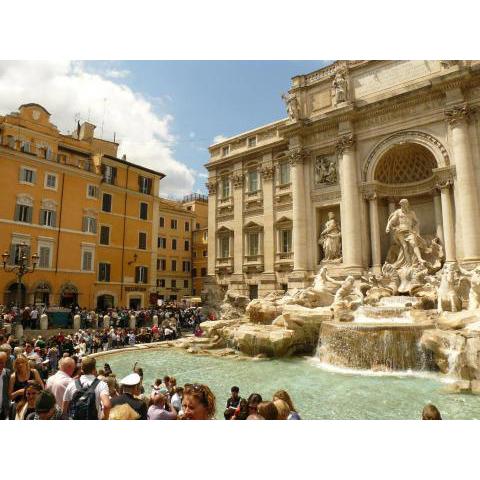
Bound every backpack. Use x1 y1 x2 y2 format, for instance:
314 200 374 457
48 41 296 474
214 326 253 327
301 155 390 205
70 378 100 420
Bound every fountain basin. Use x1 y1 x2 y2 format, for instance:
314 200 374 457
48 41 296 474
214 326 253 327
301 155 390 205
318 320 436 371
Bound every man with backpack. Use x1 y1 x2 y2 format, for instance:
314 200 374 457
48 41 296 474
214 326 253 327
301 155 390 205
62 356 111 419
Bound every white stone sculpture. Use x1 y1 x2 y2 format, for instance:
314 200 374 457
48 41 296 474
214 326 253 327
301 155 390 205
73 314 81 330
437 265 462 312
332 276 363 320
458 265 480 310
332 72 348 104
282 92 299 121
312 266 343 292
314 156 338 185
385 198 443 292
319 212 342 262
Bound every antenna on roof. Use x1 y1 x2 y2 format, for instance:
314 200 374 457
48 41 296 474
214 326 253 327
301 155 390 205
100 98 107 139
113 132 116 143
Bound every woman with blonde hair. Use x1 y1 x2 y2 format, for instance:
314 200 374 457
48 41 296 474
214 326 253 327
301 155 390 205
8 355 43 418
108 403 140 420
273 399 290 420
273 389 301 420
15 382 43 420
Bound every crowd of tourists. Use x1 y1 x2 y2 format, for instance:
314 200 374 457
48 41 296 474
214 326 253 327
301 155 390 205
0 332 443 420
0 302 207 332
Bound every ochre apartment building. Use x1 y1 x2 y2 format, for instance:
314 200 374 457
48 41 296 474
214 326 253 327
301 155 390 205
0 103 206 309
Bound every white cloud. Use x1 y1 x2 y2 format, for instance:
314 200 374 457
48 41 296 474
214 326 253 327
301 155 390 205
0 61 195 197
213 134 228 144
197 172 208 178
103 68 130 79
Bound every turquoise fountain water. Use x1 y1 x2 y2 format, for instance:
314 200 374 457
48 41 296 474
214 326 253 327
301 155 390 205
97 348 480 420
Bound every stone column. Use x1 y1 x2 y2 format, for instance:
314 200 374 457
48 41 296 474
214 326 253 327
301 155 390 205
337 133 362 271
432 191 445 245
289 146 308 272
206 180 217 276
366 193 382 273
446 104 480 260
437 180 456 262
232 171 244 275
259 160 276 295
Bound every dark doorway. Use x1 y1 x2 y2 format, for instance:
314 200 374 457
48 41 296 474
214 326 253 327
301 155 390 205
97 294 114 310
249 284 258 300
5 283 26 307
129 297 141 309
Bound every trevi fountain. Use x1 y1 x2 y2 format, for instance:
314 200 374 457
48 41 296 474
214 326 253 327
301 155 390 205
99 199 480 419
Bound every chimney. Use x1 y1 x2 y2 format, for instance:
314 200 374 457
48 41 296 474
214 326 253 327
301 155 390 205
78 122 96 141
122 154 127 160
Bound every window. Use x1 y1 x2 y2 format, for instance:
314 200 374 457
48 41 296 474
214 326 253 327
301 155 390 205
15 204 33 223
222 146 230 156
102 165 117 184
192 268 197 277
138 176 152 194
193 251 197 258
135 266 148 284
203 249 207 257
184 279 188 288
171 260 177 271
139 202 148 220
280 229 292 253
21 141 32 153
248 232 259 256
38 245 51 269
248 136 257 148
19 167 36 184
201 267 207 277
102 193 112 213
7 135 15 149
184 240 190 251
279 162 291 185
39 209 56 227
182 261 191 272
196 222 200 230
100 226 110 245
138 232 147 250
219 236 229 258
157 279 165 288
159 216 165 228
8 243 30 266
171 279 177 288
172 239 177 250
87 184 99 199
248 170 258 193
82 250 93 272
171 219 177 229
157 237 166 248
220 177 230 199
98 262 111 281
44 173 57 190
185 221 190 232
159 259 166 271
83 216 97 234
203 231 208 241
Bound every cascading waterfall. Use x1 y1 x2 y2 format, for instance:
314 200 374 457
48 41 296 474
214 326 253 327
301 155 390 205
317 297 436 371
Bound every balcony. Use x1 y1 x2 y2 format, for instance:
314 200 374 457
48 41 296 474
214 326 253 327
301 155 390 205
275 251 293 271
215 256 233 274
243 254 264 273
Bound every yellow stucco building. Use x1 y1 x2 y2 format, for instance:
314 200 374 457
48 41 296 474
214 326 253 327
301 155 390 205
0 103 167 309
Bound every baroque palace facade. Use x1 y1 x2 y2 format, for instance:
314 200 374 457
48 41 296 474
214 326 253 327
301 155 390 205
0 103 203 309
207 60 480 297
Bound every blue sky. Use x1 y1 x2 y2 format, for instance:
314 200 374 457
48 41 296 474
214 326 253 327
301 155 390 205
87 60 330 195
0 61 329 198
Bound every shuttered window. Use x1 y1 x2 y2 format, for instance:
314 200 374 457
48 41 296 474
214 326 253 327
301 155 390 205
102 193 112 212
139 202 148 220
82 216 97 233
15 204 33 223
100 226 110 245
135 266 148 284
138 176 152 194
38 246 51 268
98 262 111 281
39 209 56 227
138 232 147 250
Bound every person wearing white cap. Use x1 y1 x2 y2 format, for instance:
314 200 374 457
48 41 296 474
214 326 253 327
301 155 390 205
110 372 147 420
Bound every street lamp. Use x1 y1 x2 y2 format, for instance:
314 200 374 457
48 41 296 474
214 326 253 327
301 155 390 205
2 242 39 334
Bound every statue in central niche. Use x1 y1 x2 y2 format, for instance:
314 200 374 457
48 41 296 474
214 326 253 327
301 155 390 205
384 198 444 293
386 198 426 268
